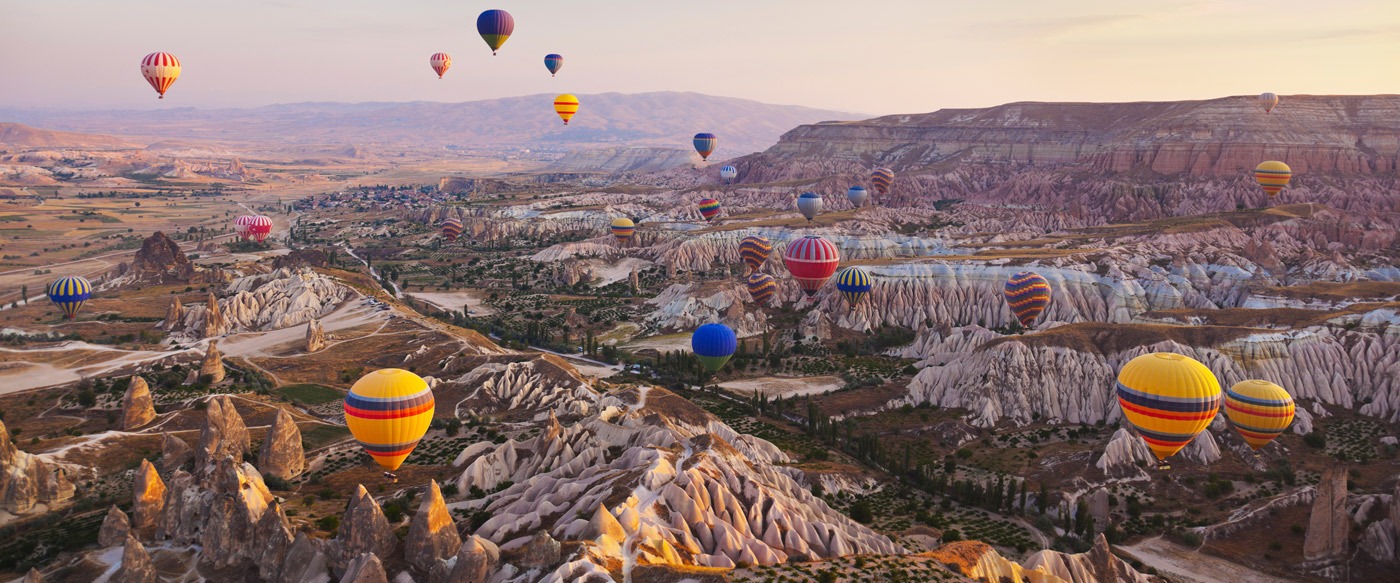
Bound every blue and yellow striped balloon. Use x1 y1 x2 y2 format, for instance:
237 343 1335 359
48 275 92 319
1116 353 1221 461
834 266 872 307
1224 380 1295 451
1004 272 1051 328
344 369 435 471
746 272 777 304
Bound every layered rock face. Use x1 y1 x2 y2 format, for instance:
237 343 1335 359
170 267 357 343
1304 466 1350 561
0 420 74 514
936 535 1159 583
256 408 305 480
306 318 326 352
126 231 211 284
196 395 250 469
121 376 156 430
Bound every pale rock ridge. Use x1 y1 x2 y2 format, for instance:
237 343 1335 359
0 420 75 514
154 455 277 570
98 505 132 547
1022 533 1158 583
21 568 41 583
196 395 250 469
333 484 397 575
436 535 499 583
456 360 600 419
112 535 156 583
171 267 357 343
645 281 768 337
278 532 333 583
121 376 156 430
405 480 462 573
256 408 305 480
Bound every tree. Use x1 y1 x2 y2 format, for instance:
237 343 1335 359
1037 482 1049 515
19 285 26 305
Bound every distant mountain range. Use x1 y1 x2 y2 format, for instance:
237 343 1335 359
2 92 860 160
0 122 135 149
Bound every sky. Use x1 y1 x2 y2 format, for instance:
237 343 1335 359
2 0 1398 116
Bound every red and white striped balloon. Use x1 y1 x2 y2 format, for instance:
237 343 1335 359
234 215 274 242
140 52 181 99
782 235 840 297
429 52 452 79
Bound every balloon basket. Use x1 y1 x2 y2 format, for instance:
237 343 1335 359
1154 460 1172 471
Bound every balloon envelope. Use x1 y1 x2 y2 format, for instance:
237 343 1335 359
554 94 580 125
796 192 823 222
1004 272 1051 327
1116 353 1221 461
847 186 868 208
720 166 738 183
693 133 717 161
1224 380 1295 451
835 267 872 307
691 323 737 372
344 368 435 471
430 53 452 78
544 54 563 76
783 235 839 297
739 236 772 273
745 272 777 304
1258 92 1278 113
48 275 92 319
697 198 721 222
440 218 464 242
234 215 273 243
610 217 635 242
871 168 894 195
476 9 514 54
140 52 181 99
1254 161 1292 197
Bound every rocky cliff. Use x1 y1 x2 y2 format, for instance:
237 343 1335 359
256 408 305 480
0 420 74 514
170 267 357 343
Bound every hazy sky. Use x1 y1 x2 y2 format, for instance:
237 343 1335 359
3 0 1398 115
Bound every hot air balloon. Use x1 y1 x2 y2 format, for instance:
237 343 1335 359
720 166 738 184
48 275 92 319
1254 161 1292 197
691 323 737 373
834 267 872 307
610 217 635 242
554 94 579 125
693 133 717 161
140 52 181 99
1116 352 1221 464
440 218 464 242
783 235 839 297
1224 380 1295 451
739 236 772 273
234 215 273 243
476 9 514 55
544 54 563 77
871 167 894 196
847 186 868 208
1004 272 1051 328
697 198 721 222
344 369 435 472
429 53 452 79
1258 92 1278 114
796 192 823 222
746 272 777 304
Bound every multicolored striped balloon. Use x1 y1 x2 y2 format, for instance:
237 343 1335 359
429 52 452 79
440 218 464 242
693 133 717 161
697 198 721 222
1116 353 1221 461
344 369 435 471
1258 92 1278 114
870 167 894 196
834 267 872 307
1254 161 1292 197
783 235 839 297
48 275 92 319
746 272 777 304
1003 272 1051 328
796 192 823 222
554 94 580 125
739 236 772 273
140 52 181 99
610 217 635 242
691 323 737 373
544 54 564 77
1224 380 1295 451
476 9 514 55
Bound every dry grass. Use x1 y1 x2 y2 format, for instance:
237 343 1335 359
1262 281 1400 301
1144 302 1400 328
983 322 1263 354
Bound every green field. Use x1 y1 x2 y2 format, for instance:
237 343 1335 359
277 383 343 405
300 424 352 450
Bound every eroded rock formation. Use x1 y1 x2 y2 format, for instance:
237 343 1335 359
131 459 165 538
98 505 131 547
0 420 74 514
332 485 397 575
121 376 156 430
112 535 156 583
256 408 305 480
161 432 193 472
1304 466 1350 560
306 318 326 352
196 395 249 468
199 340 227 383
406 480 461 573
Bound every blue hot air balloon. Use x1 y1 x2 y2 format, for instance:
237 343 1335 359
720 166 738 184
847 186 868 208
691 323 737 372
693 133 717 161
48 275 93 319
476 9 515 55
544 54 563 77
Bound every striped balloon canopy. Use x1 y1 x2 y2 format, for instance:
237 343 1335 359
544 54 564 77
476 9 514 55
48 275 92 319
697 198 721 222
1224 380 1295 451
720 166 738 183
745 272 777 305
782 235 839 297
610 217 635 242
344 369 435 471
1003 272 1051 328
870 167 894 195
440 218 464 242
796 192 823 222
140 52 181 99
1254 161 1292 197
691 323 737 373
693 133 717 161
234 215 274 243
739 236 772 273
1258 92 1278 114
1116 353 1222 461
429 52 452 79
554 94 580 125
834 267 872 307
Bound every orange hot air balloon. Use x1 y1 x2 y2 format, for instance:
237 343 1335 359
554 94 580 125
140 52 181 99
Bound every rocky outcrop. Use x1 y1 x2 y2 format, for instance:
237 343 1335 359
1304 466 1350 561
21 568 42 583
204 291 226 338
406 480 461 573
1023 533 1158 583
278 532 332 583
98 505 132 547
170 268 357 343
199 340 226 383
161 432 193 472
196 395 249 469
121 376 156 430
156 455 275 569
646 280 768 338
254 500 295 581
162 296 184 331
112 535 156 583
439 535 499 583
0 420 74 514
306 318 326 352
128 231 195 283
256 408 305 480
333 485 397 574
130 459 165 538
339 553 389 583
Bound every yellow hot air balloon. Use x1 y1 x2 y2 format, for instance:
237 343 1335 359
1115 353 1221 463
344 369 435 471
554 94 580 125
1254 161 1292 197
1224 380 1295 451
